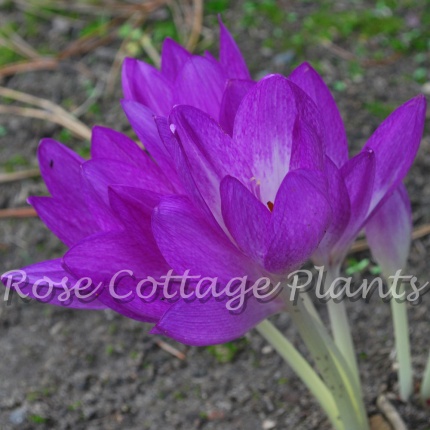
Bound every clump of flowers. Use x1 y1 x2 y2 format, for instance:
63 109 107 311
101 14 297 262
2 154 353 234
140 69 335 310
1 19 428 430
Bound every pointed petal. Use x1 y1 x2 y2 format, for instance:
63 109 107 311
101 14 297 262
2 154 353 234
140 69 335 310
108 185 161 239
333 149 376 257
264 169 332 274
1 259 106 309
289 62 348 167
151 294 283 346
91 126 153 168
220 176 270 263
219 79 255 135
313 156 351 263
160 37 191 81
121 100 183 188
219 17 251 80
233 74 324 203
169 105 253 225
28 196 98 247
63 232 170 322
81 158 173 230
289 110 325 172
173 56 226 120
64 231 168 283
366 183 412 274
152 195 257 282
363 95 426 212
121 57 173 115
38 139 84 204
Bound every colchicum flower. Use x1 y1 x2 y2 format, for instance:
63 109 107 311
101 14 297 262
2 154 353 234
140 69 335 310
1 18 427 430
1 21 332 346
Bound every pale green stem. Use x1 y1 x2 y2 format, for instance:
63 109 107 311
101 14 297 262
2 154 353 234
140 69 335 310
420 351 430 404
325 264 361 390
388 278 413 400
302 291 324 327
288 295 369 430
257 320 343 430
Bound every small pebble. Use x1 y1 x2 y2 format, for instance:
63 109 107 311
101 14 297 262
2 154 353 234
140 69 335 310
9 406 27 425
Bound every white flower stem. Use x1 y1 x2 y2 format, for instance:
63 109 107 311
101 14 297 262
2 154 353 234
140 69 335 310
388 278 413 400
325 264 361 390
257 320 343 430
420 351 430 404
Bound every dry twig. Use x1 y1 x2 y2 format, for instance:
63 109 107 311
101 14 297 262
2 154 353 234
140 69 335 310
0 86 91 140
0 207 37 219
376 394 408 430
0 169 40 184
155 340 186 360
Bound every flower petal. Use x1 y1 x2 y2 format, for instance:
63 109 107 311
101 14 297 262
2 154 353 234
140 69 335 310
151 294 283 346
219 79 255 135
333 149 376 257
363 95 426 212
160 37 191 82
152 195 257 282
169 105 253 226
108 185 161 239
63 231 170 322
221 175 270 263
81 158 172 230
366 183 412 274
91 126 157 170
1 259 106 309
264 169 332 274
219 17 251 80
38 139 84 204
121 57 173 115
173 56 226 120
121 100 183 192
233 74 324 203
312 156 351 264
28 196 98 247
64 231 168 282
289 62 348 167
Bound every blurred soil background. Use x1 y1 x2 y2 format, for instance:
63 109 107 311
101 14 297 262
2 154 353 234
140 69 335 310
0 0 430 429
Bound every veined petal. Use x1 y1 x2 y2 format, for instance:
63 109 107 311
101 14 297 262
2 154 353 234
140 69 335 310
38 139 84 204
313 156 350 263
333 149 376 258
121 57 173 115
233 74 324 203
289 62 348 167
219 79 255 135
363 95 426 212
221 176 270 263
63 231 170 322
154 116 221 232
121 100 183 192
152 195 257 282
169 105 253 226
91 126 157 170
108 185 162 239
1 259 106 309
173 56 226 120
219 17 251 80
151 294 283 346
82 158 173 230
366 183 412 274
64 231 168 283
28 196 98 247
160 37 191 82
264 169 332 274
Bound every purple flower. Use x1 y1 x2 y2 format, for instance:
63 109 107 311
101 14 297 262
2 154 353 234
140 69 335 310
288 63 426 267
1 25 333 346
